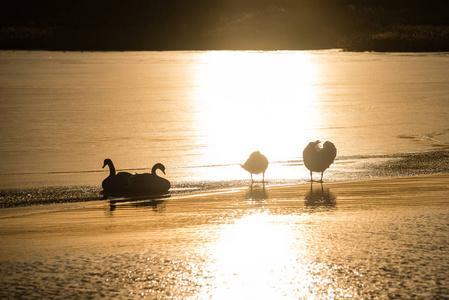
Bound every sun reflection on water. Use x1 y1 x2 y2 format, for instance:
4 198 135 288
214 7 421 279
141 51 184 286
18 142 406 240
200 212 316 299
194 51 321 179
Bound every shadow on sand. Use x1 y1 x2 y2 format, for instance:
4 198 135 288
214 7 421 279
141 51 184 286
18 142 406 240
304 182 337 208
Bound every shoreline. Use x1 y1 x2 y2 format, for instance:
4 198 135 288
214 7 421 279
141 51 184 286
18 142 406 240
1 173 448 213
169 173 449 206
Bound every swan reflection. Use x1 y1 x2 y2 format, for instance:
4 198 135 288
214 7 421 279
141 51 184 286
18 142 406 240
109 199 165 212
108 195 169 212
304 182 337 208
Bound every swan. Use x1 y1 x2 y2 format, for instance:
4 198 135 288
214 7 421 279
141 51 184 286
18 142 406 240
128 163 171 194
303 140 337 182
241 151 269 183
102 159 133 193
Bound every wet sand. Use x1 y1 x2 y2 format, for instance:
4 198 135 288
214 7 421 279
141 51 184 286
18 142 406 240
1 174 448 298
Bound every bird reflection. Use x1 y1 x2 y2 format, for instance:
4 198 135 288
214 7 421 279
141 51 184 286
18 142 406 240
304 182 336 208
109 195 169 212
303 140 337 182
241 151 269 183
246 184 268 201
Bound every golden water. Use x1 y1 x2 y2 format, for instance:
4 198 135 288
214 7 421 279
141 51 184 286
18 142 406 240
1 176 448 298
1 51 448 189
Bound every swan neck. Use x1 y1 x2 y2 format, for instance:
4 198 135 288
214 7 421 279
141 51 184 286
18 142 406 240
152 164 165 176
108 162 116 176
151 165 159 175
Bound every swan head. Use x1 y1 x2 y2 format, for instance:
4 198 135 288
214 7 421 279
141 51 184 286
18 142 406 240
248 151 260 159
323 141 335 148
103 158 113 168
152 163 166 175
308 140 321 151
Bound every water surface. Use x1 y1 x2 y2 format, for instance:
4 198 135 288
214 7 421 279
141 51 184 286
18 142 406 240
1 175 448 299
0 50 449 204
1 51 449 298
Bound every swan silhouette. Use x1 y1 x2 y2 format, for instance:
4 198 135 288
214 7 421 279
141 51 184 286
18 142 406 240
128 163 171 194
102 159 133 193
241 151 269 183
303 140 337 182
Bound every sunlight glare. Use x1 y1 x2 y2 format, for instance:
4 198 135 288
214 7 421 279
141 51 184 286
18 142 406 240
203 212 313 299
194 51 320 175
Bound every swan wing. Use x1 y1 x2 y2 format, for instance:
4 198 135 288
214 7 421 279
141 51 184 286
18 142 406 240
128 173 170 193
102 172 133 192
321 141 337 167
303 142 320 171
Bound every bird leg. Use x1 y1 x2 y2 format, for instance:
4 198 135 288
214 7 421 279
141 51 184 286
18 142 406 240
310 170 313 182
320 172 324 183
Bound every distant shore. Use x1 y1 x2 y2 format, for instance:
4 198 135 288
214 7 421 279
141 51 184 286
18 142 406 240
3 0 449 53
338 25 449 52
2 24 449 53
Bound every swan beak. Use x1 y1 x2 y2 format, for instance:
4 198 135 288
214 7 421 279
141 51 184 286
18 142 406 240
102 163 106 169
162 169 166 175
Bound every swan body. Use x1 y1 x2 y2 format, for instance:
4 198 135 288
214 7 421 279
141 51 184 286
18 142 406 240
242 151 269 182
102 160 170 195
303 140 337 182
128 163 171 194
102 159 133 193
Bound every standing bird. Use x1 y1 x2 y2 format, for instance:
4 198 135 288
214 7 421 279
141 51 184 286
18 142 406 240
128 163 171 194
241 151 269 183
102 159 133 193
303 140 337 183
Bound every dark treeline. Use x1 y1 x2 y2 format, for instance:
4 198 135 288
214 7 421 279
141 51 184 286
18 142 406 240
1 0 448 51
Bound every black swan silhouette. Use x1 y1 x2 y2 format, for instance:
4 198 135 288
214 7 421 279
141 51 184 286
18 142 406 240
241 151 269 183
128 163 171 194
303 140 337 182
102 159 133 193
